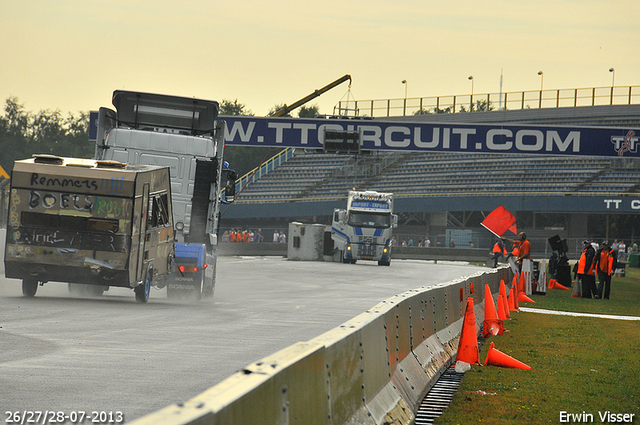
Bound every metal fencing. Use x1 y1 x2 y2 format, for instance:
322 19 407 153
336 85 640 117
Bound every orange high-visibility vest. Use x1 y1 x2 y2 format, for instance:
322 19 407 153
578 247 594 275
597 249 614 274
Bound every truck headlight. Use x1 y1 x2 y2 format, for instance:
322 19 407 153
383 247 388 254
346 245 352 251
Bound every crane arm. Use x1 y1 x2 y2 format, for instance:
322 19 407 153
270 74 352 117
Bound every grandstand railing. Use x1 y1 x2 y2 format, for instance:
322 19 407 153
336 85 640 117
234 148 295 194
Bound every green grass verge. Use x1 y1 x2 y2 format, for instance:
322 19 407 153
435 269 640 424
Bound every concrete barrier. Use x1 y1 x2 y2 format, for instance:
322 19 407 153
217 242 287 257
129 266 511 425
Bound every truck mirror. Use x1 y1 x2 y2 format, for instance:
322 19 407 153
392 214 398 229
337 210 346 223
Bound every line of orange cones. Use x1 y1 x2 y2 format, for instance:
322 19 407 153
455 273 533 371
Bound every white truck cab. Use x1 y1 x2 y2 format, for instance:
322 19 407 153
331 190 397 266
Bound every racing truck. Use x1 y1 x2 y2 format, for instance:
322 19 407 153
331 190 397 266
94 90 236 300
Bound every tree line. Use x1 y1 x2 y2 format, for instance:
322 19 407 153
0 97 93 173
0 97 319 178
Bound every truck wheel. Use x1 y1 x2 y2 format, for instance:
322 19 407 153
22 278 38 297
202 273 215 299
378 260 391 266
135 270 152 303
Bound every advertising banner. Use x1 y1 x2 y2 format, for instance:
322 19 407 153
221 115 639 158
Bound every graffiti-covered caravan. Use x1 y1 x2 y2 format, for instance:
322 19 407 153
4 155 174 303
331 190 397 266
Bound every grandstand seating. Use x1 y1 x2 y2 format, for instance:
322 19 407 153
236 149 639 202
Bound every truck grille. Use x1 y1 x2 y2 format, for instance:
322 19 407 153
357 244 377 257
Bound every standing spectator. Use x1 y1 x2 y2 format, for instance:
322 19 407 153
425 237 431 248
491 239 506 268
242 230 250 243
611 240 619 254
230 229 238 243
577 239 597 299
255 229 263 243
248 230 255 243
468 241 474 249
408 237 414 246
594 241 617 300
222 231 230 242
618 241 626 261
449 239 456 248
273 229 280 243
278 230 286 244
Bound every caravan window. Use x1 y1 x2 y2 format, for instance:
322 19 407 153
147 193 170 229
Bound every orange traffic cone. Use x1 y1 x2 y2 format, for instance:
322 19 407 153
518 292 535 303
499 280 510 318
508 286 517 312
552 281 571 290
548 278 557 289
484 284 498 320
484 342 531 370
518 271 525 293
483 318 505 337
497 294 508 320
483 285 504 336
455 297 479 365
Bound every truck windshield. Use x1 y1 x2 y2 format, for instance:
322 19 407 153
348 211 391 228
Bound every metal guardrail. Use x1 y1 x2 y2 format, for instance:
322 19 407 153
129 266 510 425
336 85 640 117
234 148 295 194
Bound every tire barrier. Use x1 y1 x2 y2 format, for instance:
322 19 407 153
129 266 511 425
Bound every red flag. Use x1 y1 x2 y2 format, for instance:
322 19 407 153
481 206 517 237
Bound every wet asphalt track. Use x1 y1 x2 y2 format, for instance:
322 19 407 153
0 247 484 422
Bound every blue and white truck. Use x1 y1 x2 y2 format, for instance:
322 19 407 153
95 90 235 300
331 190 397 266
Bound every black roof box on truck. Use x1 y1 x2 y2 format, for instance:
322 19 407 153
112 90 219 136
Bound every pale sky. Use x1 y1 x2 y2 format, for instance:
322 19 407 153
1 0 638 117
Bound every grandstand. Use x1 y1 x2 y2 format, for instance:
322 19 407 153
236 151 637 201
223 103 640 257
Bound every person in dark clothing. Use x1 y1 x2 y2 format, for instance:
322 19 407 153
491 239 505 268
594 241 617 299
577 240 597 298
